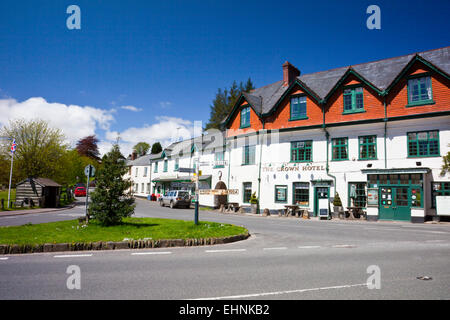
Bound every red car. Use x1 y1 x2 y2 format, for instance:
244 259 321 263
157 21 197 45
74 187 87 197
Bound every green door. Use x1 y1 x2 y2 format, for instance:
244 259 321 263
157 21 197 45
379 186 411 221
314 187 329 217
379 187 394 220
393 187 410 221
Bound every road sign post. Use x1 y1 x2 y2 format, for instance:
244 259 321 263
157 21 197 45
84 164 95 222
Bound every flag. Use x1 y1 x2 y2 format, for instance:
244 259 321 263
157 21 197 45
10 139 16 153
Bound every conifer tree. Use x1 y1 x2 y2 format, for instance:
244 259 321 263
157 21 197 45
205 78 255 130
89 143 135 226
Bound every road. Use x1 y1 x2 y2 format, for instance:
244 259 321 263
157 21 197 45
0 198 449 300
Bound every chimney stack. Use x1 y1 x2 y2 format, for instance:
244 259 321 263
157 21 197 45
282 61 300 87
131 150 137 160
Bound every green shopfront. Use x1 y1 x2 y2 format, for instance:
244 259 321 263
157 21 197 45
363 168 429 222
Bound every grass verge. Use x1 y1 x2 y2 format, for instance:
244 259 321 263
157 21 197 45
0 217 248 246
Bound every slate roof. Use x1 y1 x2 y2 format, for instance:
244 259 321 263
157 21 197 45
300 47 449 100
222 46 450 125
17 177 61 187
126 130 226 167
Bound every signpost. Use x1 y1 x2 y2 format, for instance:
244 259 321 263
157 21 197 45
179 163 200 225
84 164 95 222
199 189 239 195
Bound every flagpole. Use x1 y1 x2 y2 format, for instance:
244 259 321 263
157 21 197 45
7 151 14 209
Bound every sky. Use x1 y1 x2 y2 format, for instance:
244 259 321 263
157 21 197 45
0 0 449 156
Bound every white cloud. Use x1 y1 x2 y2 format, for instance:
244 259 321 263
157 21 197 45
105 116 202 157
120 105 142 112
0 97 115 146
0 96 201 158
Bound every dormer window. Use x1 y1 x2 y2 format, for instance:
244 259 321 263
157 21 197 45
240 106 250 128
343 87 364 114
407 76 433 106
290 96 307 120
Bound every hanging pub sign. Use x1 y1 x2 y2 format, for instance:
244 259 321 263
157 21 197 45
367 188 379 206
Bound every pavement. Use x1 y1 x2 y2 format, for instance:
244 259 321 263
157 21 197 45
0 202 78 218
0 197 449 300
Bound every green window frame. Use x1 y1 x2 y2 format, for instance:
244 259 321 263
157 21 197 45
407 76 433 106
332 137 348 161
243 182 252 203
154 161 158 173
431 182 450 208
343 87 364 114
174 158 179 171
407 130 439 157
291 140 312 162
275 185 288 203
242 145 256 165
163 159 168 172
214 150 225 168
290 96 307 120
359 135 377 160
240 106 251 128
293 182 309 206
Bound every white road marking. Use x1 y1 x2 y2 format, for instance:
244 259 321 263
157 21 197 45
191 283 367 300
205 249 247 253
131 251 172 255
263 247 287 251
53 254 93 258
298 246 321 249
0 257 9 260
332 244 356 248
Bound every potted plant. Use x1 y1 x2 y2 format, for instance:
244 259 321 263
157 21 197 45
249 192 259 214
332 192 344 218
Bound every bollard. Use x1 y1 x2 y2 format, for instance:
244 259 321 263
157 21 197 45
1 198 4 210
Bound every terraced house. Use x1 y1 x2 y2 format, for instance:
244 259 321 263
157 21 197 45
127 47 449 223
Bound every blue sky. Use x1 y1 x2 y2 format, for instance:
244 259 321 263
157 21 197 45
0 0 449 155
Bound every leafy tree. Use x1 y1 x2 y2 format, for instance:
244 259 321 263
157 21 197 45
205 78 255 130
76 135 100 160
56 149 100 187
0 155 11 187
89 143 135 226
151 142 163 154
133 142 150 156
0 119 68 183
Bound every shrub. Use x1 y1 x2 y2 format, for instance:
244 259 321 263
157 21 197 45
333 192 342 207
249 192 258 204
